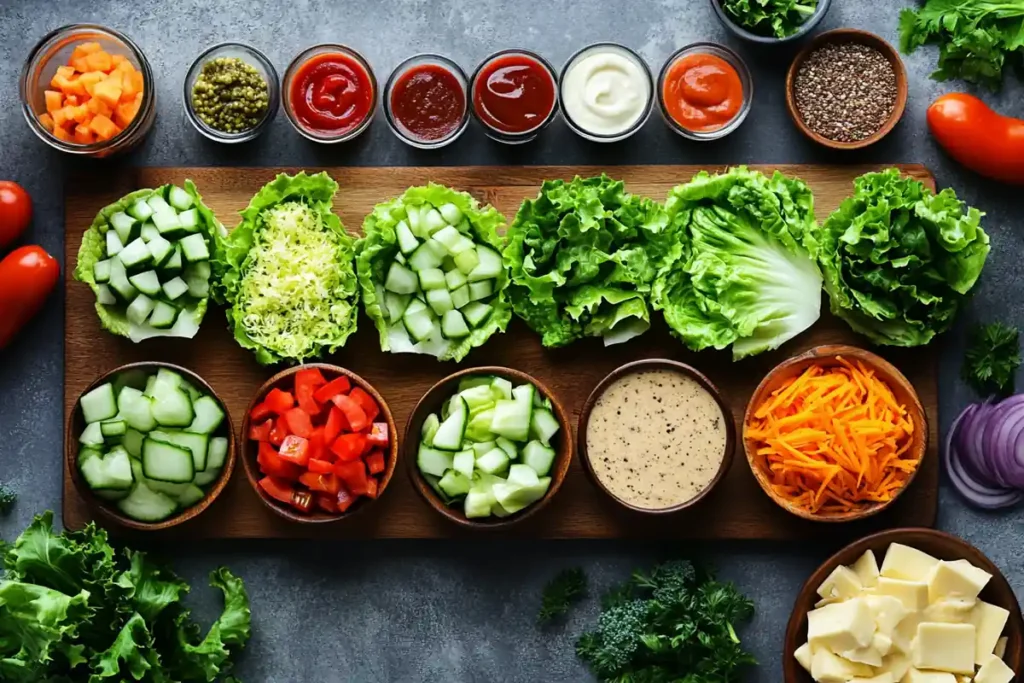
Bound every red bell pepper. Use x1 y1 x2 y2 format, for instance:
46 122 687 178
331 394 368 432
307 458 334 474
313 375 351 404
335 487 355 512
336 459 369 495
257 442 302 480
249 401 274 423
366 449 386 475
299 471 342 496
330 433 367 462
259 476 312 512
263 388 295 415
365 477 379 499
294 368 326 415
278 435 310 467
307 427 327 463
323 406 346 443
283 407 313 438
315 493 339 514
367 422 389 448
348 387 380 423
248 419 273 442
269 415 289 446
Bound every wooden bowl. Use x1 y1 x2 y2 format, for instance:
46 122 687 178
744 344 927 522
786 29 908 150
66 361 236 531
578 359 734 514
405 366 573 529
240 363 399 524
784 528 1024 682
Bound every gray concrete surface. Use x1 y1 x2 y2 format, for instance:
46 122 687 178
1 1 1022 681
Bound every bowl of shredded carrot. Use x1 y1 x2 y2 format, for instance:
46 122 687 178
743 344 926 522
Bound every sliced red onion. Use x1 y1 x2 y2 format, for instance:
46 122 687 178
947 404 1024 509
988 402 1024 489
958 404 1002 487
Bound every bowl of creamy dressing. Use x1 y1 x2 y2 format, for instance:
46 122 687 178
559 42 654 143
578 359 735 513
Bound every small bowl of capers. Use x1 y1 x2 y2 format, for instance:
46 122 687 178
183 42 279 143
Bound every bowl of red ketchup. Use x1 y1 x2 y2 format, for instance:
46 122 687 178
283 44 377 143
384 54 470 149
657 43 752 141
470 49 559 144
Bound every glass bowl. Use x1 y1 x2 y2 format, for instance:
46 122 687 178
183 42 279 143
20 24 156 157
657 42 753 141
558 42 654 144
384 54 470 150
469 49 559 144
282 44 377 144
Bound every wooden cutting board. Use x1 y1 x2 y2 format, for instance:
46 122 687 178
63 164 939 539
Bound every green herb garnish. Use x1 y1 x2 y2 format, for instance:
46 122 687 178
538 567 587 625
964 322 1021 396
899 0 1024 91
575 560 756 682
721 0 818 38
0 482 15 514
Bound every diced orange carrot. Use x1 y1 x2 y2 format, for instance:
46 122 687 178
110 54 126 68
114 97 140 128
65 94 80 106
73 124 95 144
89 114 118 140
120 69 137 98
71 56 90 73
87 97 112 117
53 65 75 81
71 42 103 59
52 107 68 128
38 113 55 131
93 77 122 107
79 71 105 96
52 125 72 141
71 104 91 125
83 50 113 72
129 71 144 96
52 74 87 97
44 90 63 113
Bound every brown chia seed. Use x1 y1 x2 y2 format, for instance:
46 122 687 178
793 42 897 143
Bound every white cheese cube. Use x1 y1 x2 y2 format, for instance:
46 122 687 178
927 559 992 603
993 635 1007 659
922 596 976 624
880 652 911 681
975 653 1015 683
872 632 892 657
865 595 909 638
903 669 956 683
818 564 865 601
853 550 881 588
851 675 894 683
841 641 883 667
808 598 876 652
881 543 940 581
912 622 976 674
892 613 922 655
876 577 929 611
812 648 873 683
969 600 1010 664
794 642 813 673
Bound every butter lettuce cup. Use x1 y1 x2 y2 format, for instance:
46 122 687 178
784 528 1023 683
578 359 735 515
559 42 654 143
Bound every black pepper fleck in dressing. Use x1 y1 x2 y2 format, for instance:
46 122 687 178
586 369 728 509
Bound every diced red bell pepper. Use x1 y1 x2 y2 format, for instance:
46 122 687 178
269 415 289 446
330 432 367 462
313 375 351 404
323 406 347 444
315 493 339 514
367 422 389 447
257 442 302 480
366 449 386 475
335 487 355 512
365 477 379 499
331 394 368 432
299 471 342 496
307 428 327 463
307 458 335 474
248 419 273 442
249 401 274 423
348 387 380 423
263 388 295 415
278 435 310 467
335 459 369 495
283 407 314 438
259 476 312 512
295 368 326 415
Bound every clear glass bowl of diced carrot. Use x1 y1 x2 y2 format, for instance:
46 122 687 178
19 24 155 157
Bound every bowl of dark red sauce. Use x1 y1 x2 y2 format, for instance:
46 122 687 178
384 54 470 149
470 49 559 144
283 44 377 143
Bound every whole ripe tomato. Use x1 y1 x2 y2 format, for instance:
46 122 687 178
0 245 59 350
927 94 1024 185
0 181 32 248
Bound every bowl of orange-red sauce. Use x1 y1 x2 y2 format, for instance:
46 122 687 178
657 43 752 140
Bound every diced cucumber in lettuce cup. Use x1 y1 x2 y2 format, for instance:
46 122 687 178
74 181 224 342
215 172 359 365
356 183 512 362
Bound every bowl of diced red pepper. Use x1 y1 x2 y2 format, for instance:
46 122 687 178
241 364 397 522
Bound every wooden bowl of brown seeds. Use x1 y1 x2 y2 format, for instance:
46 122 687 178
786 29 907 150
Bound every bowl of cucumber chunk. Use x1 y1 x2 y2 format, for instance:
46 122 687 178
407 367 572 529
67 362 235 530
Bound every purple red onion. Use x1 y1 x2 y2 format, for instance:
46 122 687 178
948 399 1024 509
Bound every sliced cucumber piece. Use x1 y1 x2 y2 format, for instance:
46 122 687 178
79 421 105 447
161 277 189 301
427 288 455 316
471 440 496 457
118 386 157 432
441 310 470 339
206 436 229 471
439 203 463 225
149 382 194 428
490 399 532 442
80 446 134 491
490 378 513 401
396 220 420 254
140 222 160 242
176 484 206 506
417 444 454 477
454 248 479 275
384 292 411 324
93 258 112 283
418 268 446 291
147 194 173 215
431 225 462 253
119 238 152 271
495 435 518 459
421 413 441 446
177 208 199 232
522 440 556 476
107 258 137 301
100 419 127 438
123 428 145 458
403 299 437 343
179 233 210 262
155 368 183 387
187 396 225 434
128 271 161 297
447 234 476 255
462 302 493 328
468 245 503 282
444 268 468 291
450 285 471 309
160 246 183 276
106 229 125 257
406 204 423 236
432 397 468 450
110 211 139 244
96 284 117 306
422 208 446 234
128 198 155 222
452 449 475 478
126 293 155 325
150 430 209 472
194 466 220 486
145 479 192 498
438 470 471 498
142 438 195 483
148 301 179 329
408 243 444 271
530 408 561 445
384 262 419 295
425 238 448 261
468 279 494 302
476 447 510 475
167 185 194 211
464 485 495 519
512 383 535 405
80 382 117 423
146 235 174 267
465 409 496 442
152 210 185 239
117 483 178 522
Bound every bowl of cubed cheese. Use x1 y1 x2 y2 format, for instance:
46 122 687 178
784 528 1022 683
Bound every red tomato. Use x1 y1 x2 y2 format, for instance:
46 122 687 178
330 433 367 462
927 93 1024 185
367 422 389 447
294 368 325 414
257 442 302 480
336 460 368 495
260 476 313 512
348 387 380 422
248 419 273 442
365 477 379 499
299 471 342 495
366 450 386 475
0 246 58 349
283 407 313 438
307 458 335 474
249 401 274 423
269 416 289 446
313 375 351 403
315 493 340 513
263 388 295 414
307 428 327 462
0 182 31 248
323 406 346 443
331 394 368 432
278 435 310 466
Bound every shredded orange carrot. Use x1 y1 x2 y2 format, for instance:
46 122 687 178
745 358 919 515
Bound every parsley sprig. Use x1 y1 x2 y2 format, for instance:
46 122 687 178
963 321 1022 396
538 567 587 625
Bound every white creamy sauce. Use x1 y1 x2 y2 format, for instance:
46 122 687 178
586 369 728 509
561 46 650 136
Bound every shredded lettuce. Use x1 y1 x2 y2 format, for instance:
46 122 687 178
215 172 359 365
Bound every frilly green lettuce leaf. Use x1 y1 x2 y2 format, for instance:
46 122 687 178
215 171 359 365
503 175 675 347
74 182 222 343
652 166 822 360
90 612 161 681
815 168 990 346
0 581 91 681
356 183 511 362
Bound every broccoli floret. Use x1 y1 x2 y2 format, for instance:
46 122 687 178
0 483 15 514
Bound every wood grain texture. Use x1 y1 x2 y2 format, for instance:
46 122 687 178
64 164 939 539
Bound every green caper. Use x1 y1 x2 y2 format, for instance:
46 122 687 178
190 56 269 134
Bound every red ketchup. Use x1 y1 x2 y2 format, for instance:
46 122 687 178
289 52 374 136
389 63 465 141
472 53 556 135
